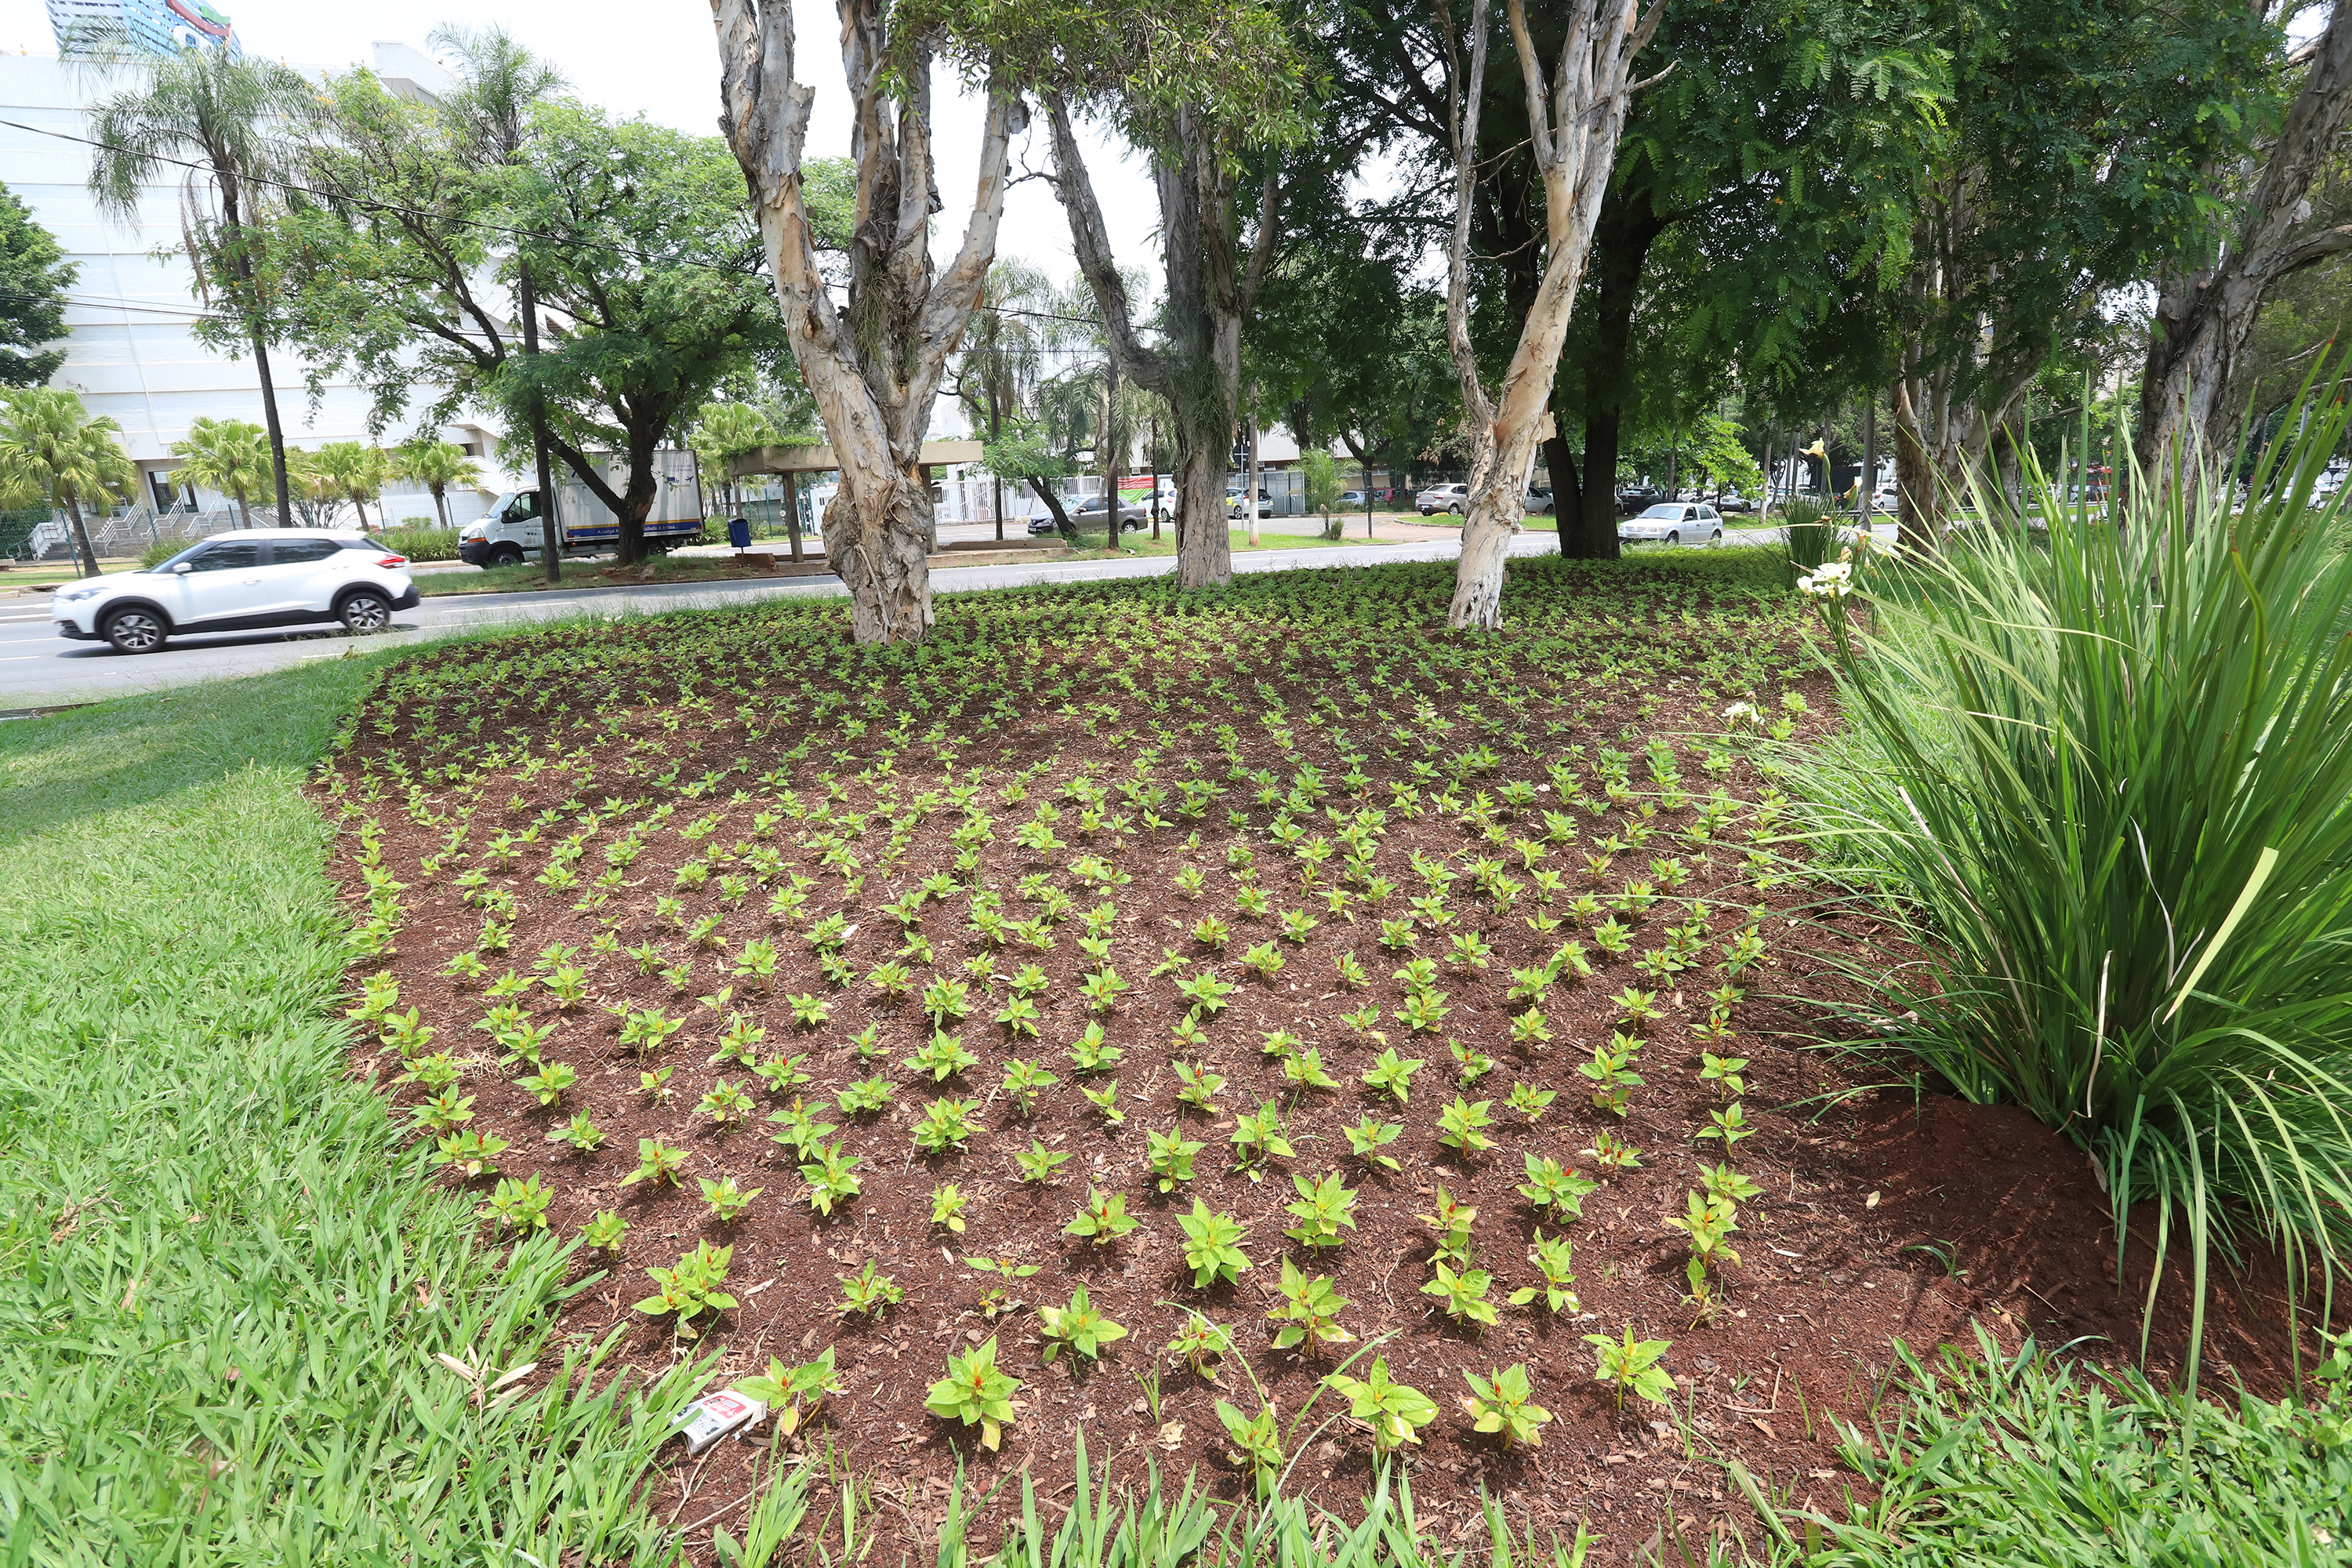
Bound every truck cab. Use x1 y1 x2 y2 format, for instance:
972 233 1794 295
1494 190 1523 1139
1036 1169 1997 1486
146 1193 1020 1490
459 491 547 566
458 451 707 565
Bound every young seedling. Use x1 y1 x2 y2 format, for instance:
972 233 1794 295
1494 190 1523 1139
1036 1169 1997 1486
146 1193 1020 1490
1449 1036 1496 1083
1360 1047 1423 1104
1066 1022 1123 1073
1325 1357 1438 1454
1517 1153 1599 1218
1505 1081 1555 1120
1065 1186 1140 1246
799 1142 862 1216
698 1079 757 1127
837 1076 895 1116
635 1241 736 1330
912 1098 983 1155
1178 1200 1253 1288
765 1098 837 1159
1700 1051 1749 1100
1436 1096 1495 1155
1509 1230 1581 1312
1080 967 1130 1013
1145 1126 1205 1192
1579 1037 1644 1118
1417 1188 1477 1269
1038 1284 1127 1362
699 1174 762 1222
1699 1161 1763 1203
1585 1327 1675 1413
837 1260 904 1316
1421 1261 1500 1327
1460 1364 1552 1448
924 1336 1020 1450
1165 1310 1235 1379
1080 1079 1126 1125
1215 1399 1284 1499
1268 1258 1353 1352
581 1209 627 1254
1698 1102 1755 1151
1014 1138 1073 1185
752 1050 814 1096
1342 1116 1404 1174
1333 950 1370 989
622 1138 689 1189
1282 1170 1359 1248
907 1031 980 1082
516 1061 577 1107
931 1181 969 1232
1585 1129 1644 1171
548 1111 604 1152
731 1347 843 1437
1229 1099 1294 1178
1173 1061 1225 1113
1282 1048 1341 1094
485 1173 551 1230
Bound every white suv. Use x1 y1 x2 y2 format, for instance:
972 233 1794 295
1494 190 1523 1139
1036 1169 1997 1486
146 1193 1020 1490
50 528 419 654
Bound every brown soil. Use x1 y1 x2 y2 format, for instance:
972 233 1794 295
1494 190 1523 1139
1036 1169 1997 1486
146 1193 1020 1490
326 641 2322 1568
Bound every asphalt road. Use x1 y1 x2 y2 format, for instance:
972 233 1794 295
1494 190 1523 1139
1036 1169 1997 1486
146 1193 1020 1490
2 529 1585 709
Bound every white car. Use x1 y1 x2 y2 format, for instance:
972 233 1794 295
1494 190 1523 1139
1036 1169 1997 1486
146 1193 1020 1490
1417 483 1468 516
1618 502 1724 546
51 528 419 654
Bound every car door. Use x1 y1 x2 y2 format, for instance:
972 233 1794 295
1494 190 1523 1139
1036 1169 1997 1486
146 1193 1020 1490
255 537 347 620
161 539 274 627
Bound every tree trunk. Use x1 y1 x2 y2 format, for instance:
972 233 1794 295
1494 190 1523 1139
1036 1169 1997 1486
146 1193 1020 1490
1442 0 1662 628
517 259 563 580
787 474 805 561
2135 4 2352 487
233 489 249 530
1245 401 1261 548
713 0 1019 643
432 485 450 529
1027 476 1074 535
1574 406 1625 559
1046 97 1276 593
64 492 97 577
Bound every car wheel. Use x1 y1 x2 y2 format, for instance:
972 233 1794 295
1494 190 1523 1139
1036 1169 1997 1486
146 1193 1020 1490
1665 531 1679 545
1710 529 1723 546
339 590 394 635
1449 503 1465 516
489 543 524 567
101 606 166 653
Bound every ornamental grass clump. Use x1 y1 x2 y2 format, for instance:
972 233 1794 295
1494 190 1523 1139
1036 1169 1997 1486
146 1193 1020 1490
1793 386 2352 1380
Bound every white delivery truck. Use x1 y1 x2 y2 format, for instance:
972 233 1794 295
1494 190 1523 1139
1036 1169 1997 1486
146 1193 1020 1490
459 450 704 565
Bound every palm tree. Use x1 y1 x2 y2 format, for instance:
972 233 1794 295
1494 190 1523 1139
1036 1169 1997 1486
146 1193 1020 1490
85 49 315 524
688 401 776 518
167 416 269 528
0 390 136 576
310 441 387 529
391 438 484 529
283 447 344 528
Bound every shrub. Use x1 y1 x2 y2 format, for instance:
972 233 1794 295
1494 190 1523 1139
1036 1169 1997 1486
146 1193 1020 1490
1792 394 2352 1378
380 524 460 562
1777 496 1833 586
140 535 180 568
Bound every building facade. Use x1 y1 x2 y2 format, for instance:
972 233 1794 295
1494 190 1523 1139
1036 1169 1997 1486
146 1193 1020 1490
0 46 508 543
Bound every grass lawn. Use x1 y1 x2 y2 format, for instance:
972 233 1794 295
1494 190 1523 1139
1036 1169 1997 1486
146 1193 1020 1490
0 660 698 1563
0 557 145 590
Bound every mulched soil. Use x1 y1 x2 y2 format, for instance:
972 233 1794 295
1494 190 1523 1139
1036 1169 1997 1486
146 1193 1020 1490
327 646 2327 1568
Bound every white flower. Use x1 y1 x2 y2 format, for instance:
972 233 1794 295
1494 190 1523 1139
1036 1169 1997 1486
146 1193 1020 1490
1721 702 1762 725
1797 562 1853 599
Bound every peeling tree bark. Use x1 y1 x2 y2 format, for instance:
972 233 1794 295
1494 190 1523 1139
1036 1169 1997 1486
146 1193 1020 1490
1047 97 1279 592
2136 2 2352 488
1440 0 1663 630
712 0 1020 643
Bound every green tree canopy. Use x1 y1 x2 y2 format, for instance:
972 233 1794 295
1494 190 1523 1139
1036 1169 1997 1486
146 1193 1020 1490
0 183 74 387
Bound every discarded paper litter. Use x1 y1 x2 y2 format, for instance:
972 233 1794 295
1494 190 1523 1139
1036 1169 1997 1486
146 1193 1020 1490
672 1391 768 1455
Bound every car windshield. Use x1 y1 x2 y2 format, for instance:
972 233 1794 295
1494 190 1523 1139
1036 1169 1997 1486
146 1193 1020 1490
1636 504 1685 520
147 541 215 572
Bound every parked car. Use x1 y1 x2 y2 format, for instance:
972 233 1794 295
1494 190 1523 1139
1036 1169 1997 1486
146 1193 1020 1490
1617 502 1725 546
1524 487 1555 514
50 528 418 654
1615 485 1669 515
1338 490 1369 506
1071 495 1147 530
1228 487 1272 519
1417 483 1469 516
1718 493 1759 514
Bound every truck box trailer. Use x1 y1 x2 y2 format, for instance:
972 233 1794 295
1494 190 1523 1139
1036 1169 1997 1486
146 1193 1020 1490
459 450 703 564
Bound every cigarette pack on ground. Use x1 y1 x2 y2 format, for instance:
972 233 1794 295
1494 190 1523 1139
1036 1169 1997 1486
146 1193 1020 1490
672 1391 768 1455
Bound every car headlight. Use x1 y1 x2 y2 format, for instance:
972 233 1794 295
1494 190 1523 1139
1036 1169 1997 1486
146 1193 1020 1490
56 584 103 602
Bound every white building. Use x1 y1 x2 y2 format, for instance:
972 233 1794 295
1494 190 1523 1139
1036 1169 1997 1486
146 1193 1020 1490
0 45 507 544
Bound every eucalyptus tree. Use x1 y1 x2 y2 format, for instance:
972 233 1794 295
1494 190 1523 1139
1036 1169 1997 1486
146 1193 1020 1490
1436 0 1664 628
0 390 136 576
2136 2 2352 486
85 49 314 523
713 0 1298 631
168 416 268 526
429 25 568 575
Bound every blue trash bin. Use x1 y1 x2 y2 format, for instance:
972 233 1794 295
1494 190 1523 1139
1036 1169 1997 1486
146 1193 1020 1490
726 517 752 550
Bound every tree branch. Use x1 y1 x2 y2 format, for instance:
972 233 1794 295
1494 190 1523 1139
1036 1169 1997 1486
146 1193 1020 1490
1044 93 1171 394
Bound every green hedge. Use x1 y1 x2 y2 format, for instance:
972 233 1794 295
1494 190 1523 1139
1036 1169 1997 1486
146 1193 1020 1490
379 524 462 562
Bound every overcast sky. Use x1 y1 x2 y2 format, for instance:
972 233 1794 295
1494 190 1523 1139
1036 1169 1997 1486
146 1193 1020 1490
0 0 1165 292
